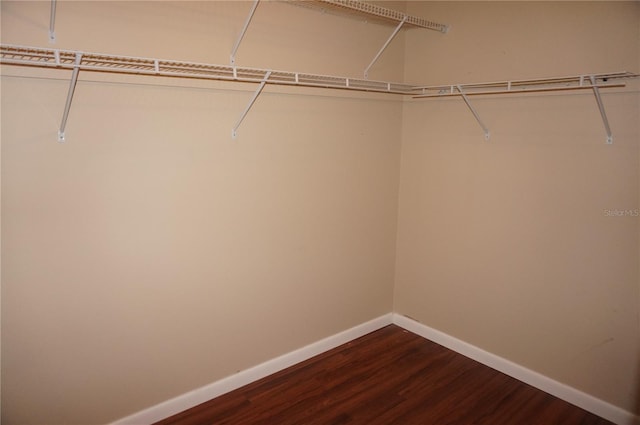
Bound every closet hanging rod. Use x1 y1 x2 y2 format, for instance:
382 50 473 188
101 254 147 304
0 44 416 95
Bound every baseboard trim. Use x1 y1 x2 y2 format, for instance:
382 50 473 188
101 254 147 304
392 313 639 425
110 312 638 425
109 313 393 425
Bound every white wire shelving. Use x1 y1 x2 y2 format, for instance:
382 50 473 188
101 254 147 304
283 0 449 79
413 72 638 143
27 0 638 143
0 44 415 140
299 0 449 33
1 44 637 143
0 44 414 94
47 0 449 79
413 72 636 98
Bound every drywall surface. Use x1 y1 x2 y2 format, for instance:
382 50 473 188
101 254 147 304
1 1 403 423
395 1 640 416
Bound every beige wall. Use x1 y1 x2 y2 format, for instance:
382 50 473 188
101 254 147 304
2 0 640 424
395 0 640 416
1 1 403 423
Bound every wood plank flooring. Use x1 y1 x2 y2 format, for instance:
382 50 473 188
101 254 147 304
154 324 614 425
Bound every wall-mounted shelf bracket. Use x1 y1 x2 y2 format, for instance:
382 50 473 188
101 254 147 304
589 75 613 145
49 0 57 43
456 85 490 141
230 0 260 65
364 15 406 79
232 70 272 139
291 0 448 79
58 52 82 142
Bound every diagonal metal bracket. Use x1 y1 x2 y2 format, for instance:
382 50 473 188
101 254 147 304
232 70 272 139
49 0 57 43
589 75 613 144
456 85 490 141
364 16 407 79
58 52 82 142
230 0 260 65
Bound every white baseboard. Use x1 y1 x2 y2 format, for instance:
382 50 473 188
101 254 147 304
110 312 638 425
392 313 639 425
109 313 393 425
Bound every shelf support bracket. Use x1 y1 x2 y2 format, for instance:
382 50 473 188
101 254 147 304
49 0 57 43
232 70 271 139
58 52 82 142
589 75 613 144
230 0 260 65
456 85 490 141
364 16 407 79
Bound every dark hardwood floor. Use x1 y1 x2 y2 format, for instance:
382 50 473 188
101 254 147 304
154 324 614 425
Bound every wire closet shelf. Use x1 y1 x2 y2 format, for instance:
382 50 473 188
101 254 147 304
1 43 637 143
296 0 449 32
2 44 634 97
413 72 638 98
0 44 416 95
